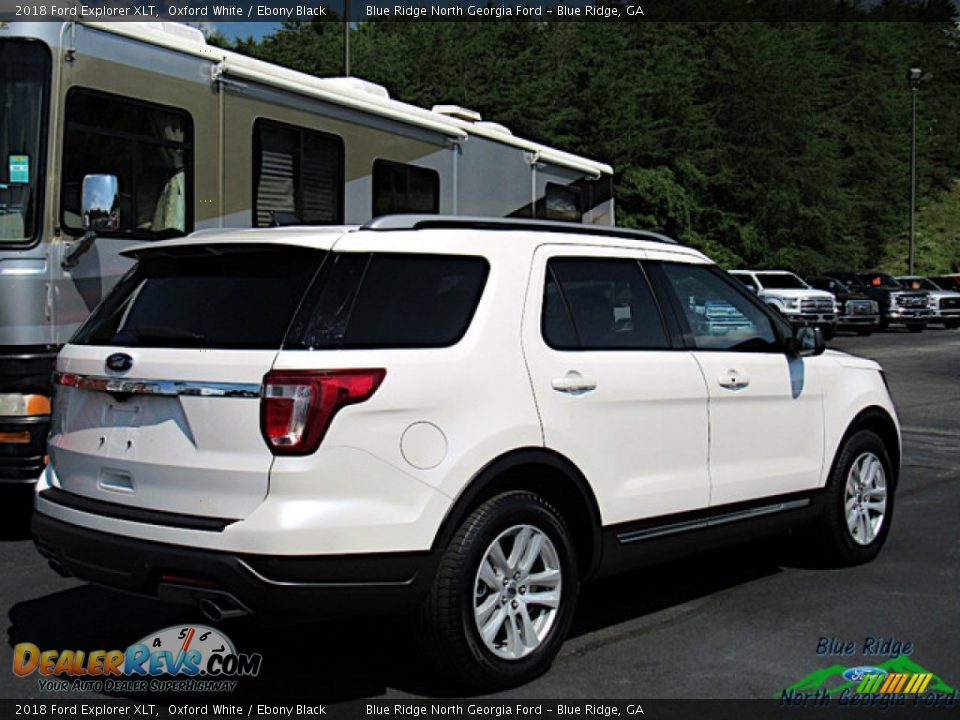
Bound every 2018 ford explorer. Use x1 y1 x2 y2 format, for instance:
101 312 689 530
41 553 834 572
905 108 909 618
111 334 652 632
33 216 900 689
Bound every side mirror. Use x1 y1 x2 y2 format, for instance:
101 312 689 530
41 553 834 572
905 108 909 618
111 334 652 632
81 174 120 231
789 325 826 358
745 283 758 294
62 174 119 269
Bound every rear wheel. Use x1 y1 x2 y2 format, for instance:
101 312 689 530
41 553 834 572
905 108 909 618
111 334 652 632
417 491 579 690
908 323 925 333
805 430 894 566
945 319 960 330
856 328 873 336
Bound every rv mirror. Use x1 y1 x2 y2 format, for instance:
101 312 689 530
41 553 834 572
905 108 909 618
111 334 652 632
62 174 119 269
81 174 120 231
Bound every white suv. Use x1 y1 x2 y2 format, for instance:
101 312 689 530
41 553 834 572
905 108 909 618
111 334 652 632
33 217 900 689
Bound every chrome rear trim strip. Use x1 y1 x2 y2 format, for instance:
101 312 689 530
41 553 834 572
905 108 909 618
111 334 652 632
54 372 261 399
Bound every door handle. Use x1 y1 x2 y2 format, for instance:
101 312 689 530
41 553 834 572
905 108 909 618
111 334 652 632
551 375 597 396
718 369 750 391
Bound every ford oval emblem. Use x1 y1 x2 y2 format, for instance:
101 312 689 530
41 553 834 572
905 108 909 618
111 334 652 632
105 353 133 373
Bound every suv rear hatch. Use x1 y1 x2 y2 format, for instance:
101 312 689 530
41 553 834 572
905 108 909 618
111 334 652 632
49 242 328 520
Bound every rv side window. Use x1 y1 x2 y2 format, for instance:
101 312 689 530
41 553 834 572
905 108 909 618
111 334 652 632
372 160 440 217
544 183 582 222
253 119 344 227
61 89 193 238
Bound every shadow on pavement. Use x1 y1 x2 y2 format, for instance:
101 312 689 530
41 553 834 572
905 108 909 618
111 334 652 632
7 537 789 701
0 486 35 541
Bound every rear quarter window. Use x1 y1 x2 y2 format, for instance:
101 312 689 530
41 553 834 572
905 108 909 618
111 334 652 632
285 253 489 349
72 245 326 349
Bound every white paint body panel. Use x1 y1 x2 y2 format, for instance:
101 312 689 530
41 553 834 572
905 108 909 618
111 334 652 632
40 227 900 558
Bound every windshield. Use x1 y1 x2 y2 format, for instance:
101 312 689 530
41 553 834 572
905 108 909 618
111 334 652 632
0 40 51 247
859 273 902 290
755 272 808 290
899 277 940 291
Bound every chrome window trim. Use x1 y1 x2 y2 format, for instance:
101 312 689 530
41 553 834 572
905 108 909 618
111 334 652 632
54 372 261 399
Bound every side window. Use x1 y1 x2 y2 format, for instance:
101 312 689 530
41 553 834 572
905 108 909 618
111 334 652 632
659 263 779 352
253 119 343 227
372 160 440 216
61 89 192 237
286 253 488 349
543 257 669 350
544 183 582 222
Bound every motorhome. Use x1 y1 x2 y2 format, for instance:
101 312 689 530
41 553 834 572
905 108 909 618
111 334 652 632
0 21 615 485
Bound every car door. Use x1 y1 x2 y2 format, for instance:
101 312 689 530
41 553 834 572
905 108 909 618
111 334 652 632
651 261 824 506
521 246 711 525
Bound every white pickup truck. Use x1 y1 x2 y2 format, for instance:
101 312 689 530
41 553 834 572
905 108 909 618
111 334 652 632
731 270 838 338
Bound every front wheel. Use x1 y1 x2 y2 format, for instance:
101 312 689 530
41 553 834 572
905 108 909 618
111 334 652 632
856 328 873 337
417 492 579 690
945 319 960 330
907 323 925 333
806 430 895 566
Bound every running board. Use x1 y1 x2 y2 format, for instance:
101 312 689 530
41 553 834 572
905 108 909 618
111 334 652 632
616 498 811 545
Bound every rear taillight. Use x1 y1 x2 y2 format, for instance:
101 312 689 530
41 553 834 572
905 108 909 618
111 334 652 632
260 369 385 456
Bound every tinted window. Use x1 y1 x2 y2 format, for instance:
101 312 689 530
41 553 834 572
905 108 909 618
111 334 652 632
372 160 440 217
544 258 668 350
62 89 192 238
254 120 343 227
73 246 325 349
660 263 779 352
287 253 488 349
755 272 808 289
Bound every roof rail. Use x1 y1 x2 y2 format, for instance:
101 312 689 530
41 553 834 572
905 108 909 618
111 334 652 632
361 215 678 245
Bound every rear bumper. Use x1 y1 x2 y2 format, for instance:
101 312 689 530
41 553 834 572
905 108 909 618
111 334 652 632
32 511 440 619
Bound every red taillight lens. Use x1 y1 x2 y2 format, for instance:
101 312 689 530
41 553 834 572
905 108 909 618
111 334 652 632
260 369 385 456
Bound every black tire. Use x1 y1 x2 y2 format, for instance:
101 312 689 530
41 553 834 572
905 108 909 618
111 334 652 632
805 430 895 566
945 319 960 330
856 328 873 336
417 491 579 690
877 318 890 331
822 326 835 341
908 323 925 333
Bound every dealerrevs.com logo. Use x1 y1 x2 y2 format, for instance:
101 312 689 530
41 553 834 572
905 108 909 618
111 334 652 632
13 625 262 693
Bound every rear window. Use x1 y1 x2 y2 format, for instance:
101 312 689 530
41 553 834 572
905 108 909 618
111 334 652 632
72 245 325 349
285 253 488 349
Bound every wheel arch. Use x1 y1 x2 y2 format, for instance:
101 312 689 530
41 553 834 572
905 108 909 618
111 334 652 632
830 406 901 487
432 448 603 579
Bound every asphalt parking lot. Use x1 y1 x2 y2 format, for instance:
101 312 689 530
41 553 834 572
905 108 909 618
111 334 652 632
1 327 957 701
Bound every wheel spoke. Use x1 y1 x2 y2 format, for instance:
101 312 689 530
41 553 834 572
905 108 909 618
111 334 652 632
858 510 872 542
475 593 499 626
478 558 500 590
507 527 533 570
526 588 560 608
864 500 886 512
846 506 859 529
518 533 544 576
481 606 508 645
518 604 539 650
526 567 561 587
503 615 521 657
489 540 511 576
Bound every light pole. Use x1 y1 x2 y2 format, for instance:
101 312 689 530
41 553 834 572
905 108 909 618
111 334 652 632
907 67 932 275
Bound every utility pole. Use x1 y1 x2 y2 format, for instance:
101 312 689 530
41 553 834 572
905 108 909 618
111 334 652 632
906 67 931 275
344 0 350 76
